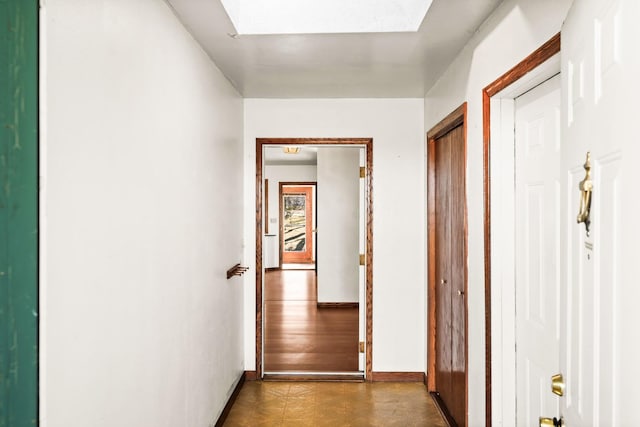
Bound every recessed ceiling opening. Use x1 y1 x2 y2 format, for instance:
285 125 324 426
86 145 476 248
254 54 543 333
220 0 433 35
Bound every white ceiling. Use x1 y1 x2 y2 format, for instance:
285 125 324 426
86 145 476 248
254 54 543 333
265 146 318 165
165 0 503 98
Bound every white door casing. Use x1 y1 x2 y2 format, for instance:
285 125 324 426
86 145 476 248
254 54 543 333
560 0 640 425
515 75 562 426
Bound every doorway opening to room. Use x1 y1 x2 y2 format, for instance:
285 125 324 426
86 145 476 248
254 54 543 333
280 183 317 271
256 138 373 380
483 34 562 426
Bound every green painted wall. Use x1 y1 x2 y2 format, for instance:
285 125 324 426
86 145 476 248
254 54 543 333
0 1 39 426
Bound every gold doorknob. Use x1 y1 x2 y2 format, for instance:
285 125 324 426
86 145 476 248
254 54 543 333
551 373 565 396
539 417 562 427
440 279 447 285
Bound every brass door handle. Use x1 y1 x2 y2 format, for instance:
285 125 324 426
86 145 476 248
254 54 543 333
576 152 593 234
440 279 447 285
457 290 464 296
539 417 562 427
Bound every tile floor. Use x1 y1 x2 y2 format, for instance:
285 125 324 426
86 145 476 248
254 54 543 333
222 381 447 426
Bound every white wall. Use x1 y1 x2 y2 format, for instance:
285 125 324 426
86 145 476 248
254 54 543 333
316 147 360 303
40 1 244 426
423 0 572 425
244 98 425 373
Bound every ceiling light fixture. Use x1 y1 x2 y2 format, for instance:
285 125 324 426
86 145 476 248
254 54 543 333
220 0 433 35
283 147 300 154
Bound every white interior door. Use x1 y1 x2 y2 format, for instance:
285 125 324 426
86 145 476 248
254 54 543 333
515 74 562 426
560 0 640 425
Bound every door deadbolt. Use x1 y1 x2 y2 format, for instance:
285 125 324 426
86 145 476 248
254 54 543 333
551 373 565 396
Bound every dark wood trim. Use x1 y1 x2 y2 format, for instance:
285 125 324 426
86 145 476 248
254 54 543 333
256 138 374 381
265 267 279 272
214 372 247 427
430 392 458 427
427 132 437 392
265 179 269 234
426 102 468 425
482 32 560 427
483 33 561 98
244 371 258 381
370 372 425 382
482 86 492 427
259 138 372 145
426 104 466 141
317 302 359 309
256 141 264 380
365 138 373 382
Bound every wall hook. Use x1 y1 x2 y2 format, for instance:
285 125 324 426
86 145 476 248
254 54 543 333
227 264 249 280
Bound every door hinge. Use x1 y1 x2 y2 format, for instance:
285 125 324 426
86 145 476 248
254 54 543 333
359 167 366 178
359 254 365 266
359 341 365 353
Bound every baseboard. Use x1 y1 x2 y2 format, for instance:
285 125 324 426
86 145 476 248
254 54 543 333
265 267 279 272
370 372 425 382
430 391 457 427
316 302 359 309
244 370 257 381
214 372 247 427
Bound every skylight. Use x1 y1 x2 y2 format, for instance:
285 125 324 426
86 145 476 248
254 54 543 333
220 0 434 35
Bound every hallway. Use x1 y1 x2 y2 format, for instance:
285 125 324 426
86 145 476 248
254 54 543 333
264 270 359 373
9 0 636 426
223 381 447 426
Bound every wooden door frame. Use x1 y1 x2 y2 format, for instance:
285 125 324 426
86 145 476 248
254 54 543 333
427 103 468 424
482 33 561 426
279 182 316 267
256 138 373 380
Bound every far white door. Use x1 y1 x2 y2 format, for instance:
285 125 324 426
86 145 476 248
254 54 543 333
514 74 562 425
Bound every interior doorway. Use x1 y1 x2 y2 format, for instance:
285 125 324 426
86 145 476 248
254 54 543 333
280 183 316 268
483 34 561 425
255 138 373 380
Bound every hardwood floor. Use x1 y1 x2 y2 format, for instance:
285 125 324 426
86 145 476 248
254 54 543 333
264 270 359 373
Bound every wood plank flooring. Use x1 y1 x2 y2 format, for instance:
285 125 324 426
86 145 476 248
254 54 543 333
264 270 359 373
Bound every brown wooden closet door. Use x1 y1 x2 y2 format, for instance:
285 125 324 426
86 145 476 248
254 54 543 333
434 124 466 427
449 124 466 427
435 129 453 412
